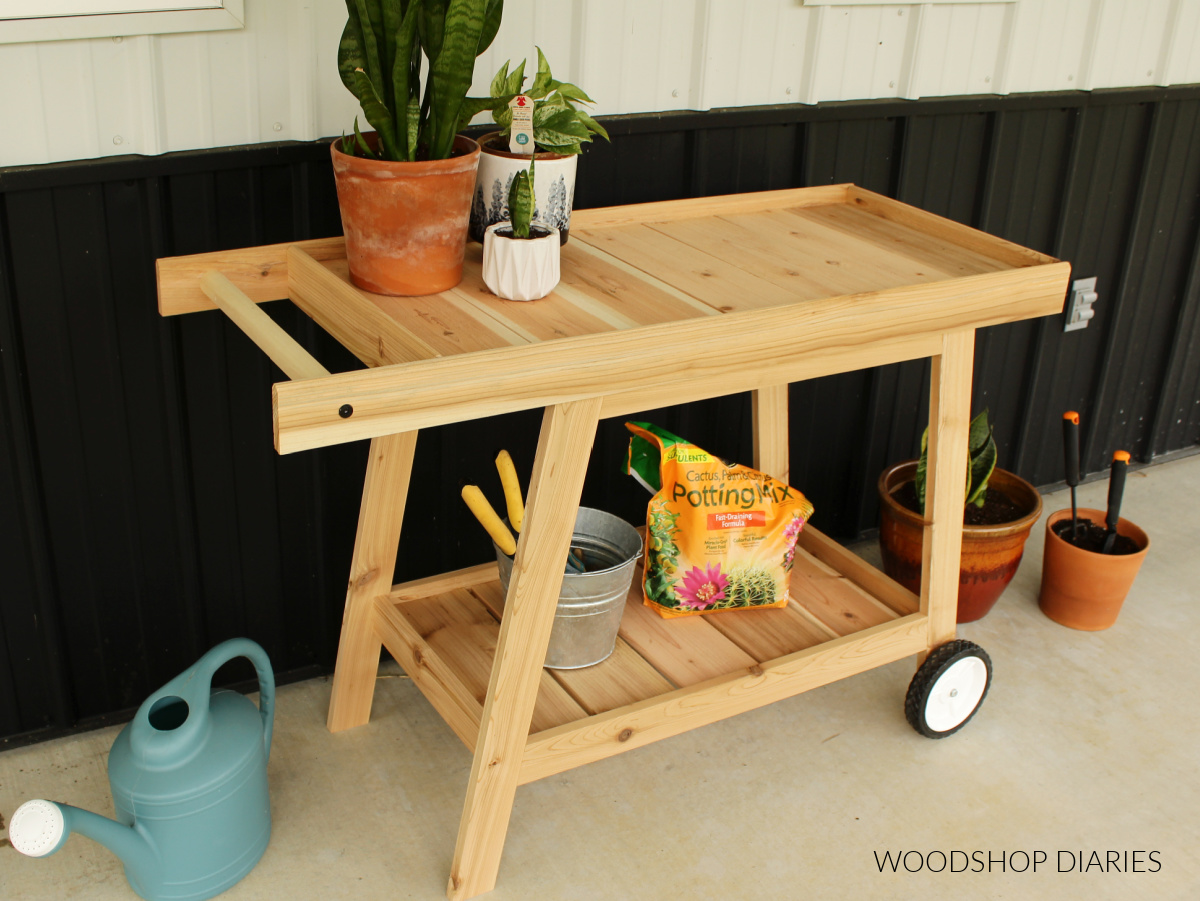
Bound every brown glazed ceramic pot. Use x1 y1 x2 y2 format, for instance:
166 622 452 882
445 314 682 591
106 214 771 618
331 134 480 296
878 461 1042 623
1038 507 1149 630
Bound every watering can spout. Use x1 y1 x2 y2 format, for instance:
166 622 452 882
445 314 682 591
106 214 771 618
10 799 161 883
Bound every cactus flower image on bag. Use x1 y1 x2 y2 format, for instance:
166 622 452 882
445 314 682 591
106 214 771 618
677 563 729 611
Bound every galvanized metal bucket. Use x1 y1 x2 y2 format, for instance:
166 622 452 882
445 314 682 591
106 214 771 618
494 507 641 669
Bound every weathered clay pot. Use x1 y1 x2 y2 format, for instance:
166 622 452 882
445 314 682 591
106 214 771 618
331 134 480 296
878 460 1042 623
1038 507 1149 631
469 132 578 245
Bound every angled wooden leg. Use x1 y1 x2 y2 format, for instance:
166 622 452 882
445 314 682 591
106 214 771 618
448 398 602 901
921 330 975 653
752 383 790 483
327 430 418 733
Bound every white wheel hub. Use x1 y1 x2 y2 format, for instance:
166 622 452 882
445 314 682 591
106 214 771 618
924 656 988 732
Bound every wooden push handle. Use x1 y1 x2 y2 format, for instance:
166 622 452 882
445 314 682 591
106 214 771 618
199 271 331 381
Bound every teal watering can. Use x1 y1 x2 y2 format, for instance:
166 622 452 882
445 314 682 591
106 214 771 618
10 638 275 901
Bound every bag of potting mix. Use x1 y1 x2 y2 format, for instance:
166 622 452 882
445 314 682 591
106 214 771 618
623 422 814 618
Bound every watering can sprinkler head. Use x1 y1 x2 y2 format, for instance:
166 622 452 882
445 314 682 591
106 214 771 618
9 799 72 857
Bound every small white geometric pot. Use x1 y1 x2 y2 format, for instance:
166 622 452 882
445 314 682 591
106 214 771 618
482 222 561 301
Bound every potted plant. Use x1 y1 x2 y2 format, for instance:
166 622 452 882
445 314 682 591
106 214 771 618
877 409 1042 623
1038 418 1150 630
469 47 609 245
481 158 560 301
332 0 511 296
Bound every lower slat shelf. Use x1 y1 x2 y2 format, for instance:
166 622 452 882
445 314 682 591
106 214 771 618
375 526 928 774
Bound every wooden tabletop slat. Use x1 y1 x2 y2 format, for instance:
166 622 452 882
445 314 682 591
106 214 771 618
574 223 801 314
566 239 724 318
792 204 1010 278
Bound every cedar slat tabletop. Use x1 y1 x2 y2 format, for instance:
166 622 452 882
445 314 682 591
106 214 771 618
155 184 1071 901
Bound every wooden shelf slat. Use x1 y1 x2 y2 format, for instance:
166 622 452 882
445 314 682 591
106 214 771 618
398 590 587 734
469 581 675 717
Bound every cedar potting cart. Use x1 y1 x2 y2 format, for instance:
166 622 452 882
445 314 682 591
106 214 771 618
156 185 1069 900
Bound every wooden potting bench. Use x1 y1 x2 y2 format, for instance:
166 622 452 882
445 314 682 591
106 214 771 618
157 185 1069 899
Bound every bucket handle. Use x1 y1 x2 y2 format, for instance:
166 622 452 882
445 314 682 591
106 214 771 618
129 638 275 763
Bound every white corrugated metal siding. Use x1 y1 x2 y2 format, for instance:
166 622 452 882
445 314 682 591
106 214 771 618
2 0 1199 167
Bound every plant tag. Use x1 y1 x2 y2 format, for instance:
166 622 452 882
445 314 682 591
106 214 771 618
508 95 535 154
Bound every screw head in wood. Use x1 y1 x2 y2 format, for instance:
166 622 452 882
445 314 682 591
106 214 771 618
339 404 353 419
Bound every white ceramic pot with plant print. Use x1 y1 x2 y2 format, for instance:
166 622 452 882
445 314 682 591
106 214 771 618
470 134 578 245
482 222 561 301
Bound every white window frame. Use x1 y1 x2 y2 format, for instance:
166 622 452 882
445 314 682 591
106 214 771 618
0 0 244 44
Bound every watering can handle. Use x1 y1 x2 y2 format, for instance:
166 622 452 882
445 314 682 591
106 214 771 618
192 638 275 758
129 638 275 763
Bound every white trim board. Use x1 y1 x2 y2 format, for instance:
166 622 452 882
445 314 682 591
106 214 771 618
0 1 243 43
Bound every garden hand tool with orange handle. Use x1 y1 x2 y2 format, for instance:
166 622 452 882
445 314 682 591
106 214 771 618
1062 411 1081 541
1101 450 1130 555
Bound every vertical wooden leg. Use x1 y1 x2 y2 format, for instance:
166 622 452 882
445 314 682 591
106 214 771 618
752 383 790 482
327 430 418 733
447 398 602 901
921 330 975 652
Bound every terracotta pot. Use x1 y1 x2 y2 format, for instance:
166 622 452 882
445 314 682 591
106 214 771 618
878 460 1042 623
469 132 578 245
1038 508 1149 631
330 134 480 296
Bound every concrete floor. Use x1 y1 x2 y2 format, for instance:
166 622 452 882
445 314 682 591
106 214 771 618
3 454 1199 901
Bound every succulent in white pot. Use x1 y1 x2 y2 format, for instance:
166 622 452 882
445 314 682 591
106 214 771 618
482 158 560 302
470 48 609 245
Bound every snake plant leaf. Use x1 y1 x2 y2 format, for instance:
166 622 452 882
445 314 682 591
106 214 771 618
351 68 398 159
406 95 421 158
968 409 993 455
352 117 377 158
966 437 997 508
508 160 534 239
417 0 447 65
338 14 368 92
426 0 489 159
478 0 503 55
388 0 419 160
350 0 386 96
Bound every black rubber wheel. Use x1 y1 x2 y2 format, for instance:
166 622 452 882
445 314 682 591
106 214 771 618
905 639 992 738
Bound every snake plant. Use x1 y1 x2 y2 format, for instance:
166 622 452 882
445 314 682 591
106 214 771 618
507 157 534 238
338 0 509 162
914 409 998 510
489 47 609 154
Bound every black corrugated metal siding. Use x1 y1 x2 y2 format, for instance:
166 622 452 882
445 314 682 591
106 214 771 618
2 87 1198 745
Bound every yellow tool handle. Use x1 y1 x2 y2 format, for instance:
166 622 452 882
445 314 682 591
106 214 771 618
495 450 525 533
461 485 517 555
